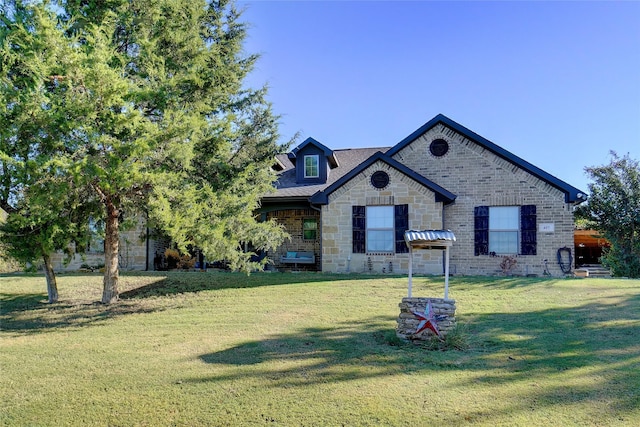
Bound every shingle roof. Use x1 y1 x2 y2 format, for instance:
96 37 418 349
309 151 457 205
265 147 389 199
266 113 587 205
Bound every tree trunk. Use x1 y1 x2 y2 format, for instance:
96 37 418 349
42 253 58 303
101 198 120 304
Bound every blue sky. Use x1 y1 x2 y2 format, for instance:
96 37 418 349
238 1 639 193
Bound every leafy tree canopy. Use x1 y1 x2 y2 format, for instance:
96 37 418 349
575 152 640 278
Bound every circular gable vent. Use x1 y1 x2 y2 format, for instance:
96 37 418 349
429 138 449 157
371 171 390 189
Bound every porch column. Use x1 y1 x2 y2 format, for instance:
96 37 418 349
408 245 413 298
444 246 450 300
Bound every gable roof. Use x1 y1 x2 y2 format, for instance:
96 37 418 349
386 114 587 203
265 147 388 201
288 137 338 168
309 151 457 205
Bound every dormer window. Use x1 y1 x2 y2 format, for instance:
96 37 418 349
288 137 336 184
304 155 319 178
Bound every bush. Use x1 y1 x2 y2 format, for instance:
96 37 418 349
602 245 640 278
164 248 195 270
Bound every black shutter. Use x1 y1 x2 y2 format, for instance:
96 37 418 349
394 204 409 253
520 205 537 255
352 206 366 253
474 206 489 256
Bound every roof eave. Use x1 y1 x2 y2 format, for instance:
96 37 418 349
310 151 457 205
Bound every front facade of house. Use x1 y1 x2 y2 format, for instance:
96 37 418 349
45 114 586 276
261 114 587 276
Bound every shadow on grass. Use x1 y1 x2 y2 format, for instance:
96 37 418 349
197 294 639 422
198 316 421 385
451 275 563 289
0 292 48 313
0 272 387 333
119 271 381 300
0 298 166 334
461 293 640 416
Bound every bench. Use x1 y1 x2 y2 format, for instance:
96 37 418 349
280 251 315 268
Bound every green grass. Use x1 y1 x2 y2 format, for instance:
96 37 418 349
1 272 639 426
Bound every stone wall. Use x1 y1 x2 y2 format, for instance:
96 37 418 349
50 218 148 272
396 297 457 340
321 160 445 274
391 124 577 277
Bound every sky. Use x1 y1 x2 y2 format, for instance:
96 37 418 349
237 0 640 194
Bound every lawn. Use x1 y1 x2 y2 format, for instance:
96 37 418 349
1 272 639 426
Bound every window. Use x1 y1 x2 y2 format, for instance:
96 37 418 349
352 204 409 254
304 155 319 178
303 218 317 240
366 206 394 252
489 206 519 254
474 205 537 256
429 138 449 157
370 171 390 189
87 217 105 254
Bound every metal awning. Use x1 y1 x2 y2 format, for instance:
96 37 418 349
404 230 456 300
404 230 456 249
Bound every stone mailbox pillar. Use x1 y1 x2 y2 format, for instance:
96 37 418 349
396 297 456 340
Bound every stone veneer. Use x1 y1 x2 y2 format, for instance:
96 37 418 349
391 124 577 277
396 297 457 340
50 217 150 271
321 160 445 274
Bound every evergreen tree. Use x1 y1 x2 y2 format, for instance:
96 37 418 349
1 1 99 301
1 0 287 303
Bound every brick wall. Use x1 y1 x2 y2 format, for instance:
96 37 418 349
391 124 576 276
267 209 320 271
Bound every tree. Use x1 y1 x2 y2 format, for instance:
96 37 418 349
0 1 100 302
1 0 287 303
575 152 640 278
0 179 97 303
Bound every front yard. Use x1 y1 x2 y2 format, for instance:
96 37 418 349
1 272 638 426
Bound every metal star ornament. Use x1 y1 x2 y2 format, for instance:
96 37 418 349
411 300 444 339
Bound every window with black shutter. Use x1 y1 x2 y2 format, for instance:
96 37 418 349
352 206 366 253
474 206 489 255
352 204 409 254
395 204 409 253
474 205 537 256
520 205 537 255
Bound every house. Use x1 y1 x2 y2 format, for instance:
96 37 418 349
43 113 587 276
260 114 587 276
48 216 160 271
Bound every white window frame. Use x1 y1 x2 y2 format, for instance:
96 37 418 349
304 155 319 178
489 206 519 255
366 206 394 252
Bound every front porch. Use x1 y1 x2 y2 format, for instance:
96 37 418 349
265 208 320 271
